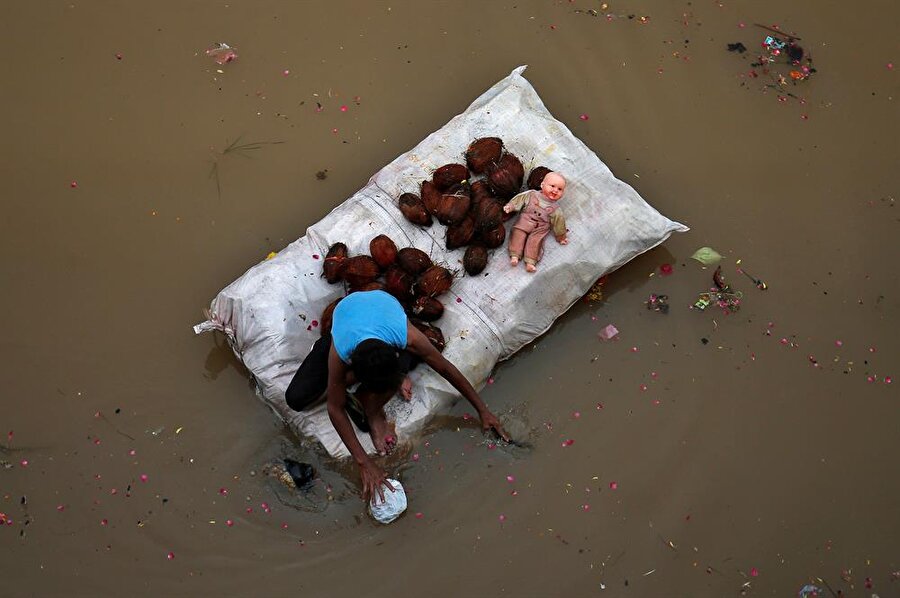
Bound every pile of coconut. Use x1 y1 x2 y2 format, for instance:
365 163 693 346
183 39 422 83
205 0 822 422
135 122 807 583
320 137 550 350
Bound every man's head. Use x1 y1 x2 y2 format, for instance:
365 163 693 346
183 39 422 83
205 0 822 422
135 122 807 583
540 172 566 202
350 339 403 393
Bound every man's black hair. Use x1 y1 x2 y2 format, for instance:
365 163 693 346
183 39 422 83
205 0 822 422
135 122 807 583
350 339 403 394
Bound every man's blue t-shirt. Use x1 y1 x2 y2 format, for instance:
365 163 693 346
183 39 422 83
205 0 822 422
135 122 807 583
331 290 408 363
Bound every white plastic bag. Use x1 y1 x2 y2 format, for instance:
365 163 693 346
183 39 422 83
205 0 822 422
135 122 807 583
194 66 688 457
368 479 408 524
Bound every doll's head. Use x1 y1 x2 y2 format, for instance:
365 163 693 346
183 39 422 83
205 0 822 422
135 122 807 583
540 172 566 202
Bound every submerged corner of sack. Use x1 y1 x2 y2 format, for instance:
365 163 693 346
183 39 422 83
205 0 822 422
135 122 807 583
192 306 235 340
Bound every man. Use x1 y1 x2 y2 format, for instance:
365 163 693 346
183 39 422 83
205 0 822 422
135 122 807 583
286 289 508 502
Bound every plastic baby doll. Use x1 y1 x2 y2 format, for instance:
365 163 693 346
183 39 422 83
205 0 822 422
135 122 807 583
502 171 569 272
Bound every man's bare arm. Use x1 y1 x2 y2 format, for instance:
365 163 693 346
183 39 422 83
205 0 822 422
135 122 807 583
407 324 509 440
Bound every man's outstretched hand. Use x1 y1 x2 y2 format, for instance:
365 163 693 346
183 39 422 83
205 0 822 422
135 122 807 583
479 409 510 442
359 459 395 504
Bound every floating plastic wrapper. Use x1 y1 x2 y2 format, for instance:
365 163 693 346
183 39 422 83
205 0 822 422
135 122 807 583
368 479 407 524
598 324 620 340
206 42 237 65
691 246 722 266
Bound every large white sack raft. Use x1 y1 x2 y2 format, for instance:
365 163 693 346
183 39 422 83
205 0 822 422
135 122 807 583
194 66 688 458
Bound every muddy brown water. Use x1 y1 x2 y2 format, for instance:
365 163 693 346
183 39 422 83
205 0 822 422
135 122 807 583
1 1 897 596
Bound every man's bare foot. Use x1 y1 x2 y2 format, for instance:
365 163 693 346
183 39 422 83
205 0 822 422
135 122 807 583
366 407 396 455
510 256 519 267
525 263 537 273
400 376 413 402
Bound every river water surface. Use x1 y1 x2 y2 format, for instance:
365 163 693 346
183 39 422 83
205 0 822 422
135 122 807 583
1 1 897 596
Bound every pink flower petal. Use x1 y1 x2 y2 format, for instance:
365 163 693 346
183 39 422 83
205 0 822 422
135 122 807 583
498 514 506 522
167 551 175 560
226 519 234 527
579 114 589 121
561 439 575 447
282 69 290 76
506 475 515 483
609 481 618 490
139 474 148 482
70 181 78 188
340 105 348 112
582 504 591 511
415 512 424 519
750 567 759 577
219 487 228 496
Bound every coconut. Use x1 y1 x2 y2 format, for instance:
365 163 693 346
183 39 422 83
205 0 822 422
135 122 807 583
420 180 442 216
383 265 413 302
446 214 476 250
323 242 348 284
463 245 488 276
410 296 444 322
398 193 432 227
319 297 343 335
342 255 380 287
436 191 471 226
527 166 552 191
465 137 503 174
479 222 507 249
416 265 454 297
397 247 432 276
487 152 524 199
474 197 502 231
369 235 398 270
411 319 446 353
470 180 496 206
432 163 469 192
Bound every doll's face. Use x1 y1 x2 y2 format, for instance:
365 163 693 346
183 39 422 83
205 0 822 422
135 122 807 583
540 172 566 202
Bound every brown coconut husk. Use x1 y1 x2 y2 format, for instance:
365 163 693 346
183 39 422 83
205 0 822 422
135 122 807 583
436 191 471 226
527 166 552 191
487 152 524 200
432 163 469 192
446 214 476 250
319 297 343 335
409 296 444 322
369 234 398 270
470 180 496 206
465 137 503 174
416 265 454 297
398 193 433 227
342 255 380 288
411 319 446 353
479 222 507 249
474 197 502 231
396 247 432 276
323 242 348 284
463 245 488 276
420 180 442 216
383 265 413 303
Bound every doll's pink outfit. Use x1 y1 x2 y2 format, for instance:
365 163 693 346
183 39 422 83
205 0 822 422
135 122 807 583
505 190 567 265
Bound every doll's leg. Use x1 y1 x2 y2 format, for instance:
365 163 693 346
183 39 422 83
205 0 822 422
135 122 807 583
508 228 527 266
523 231 549 272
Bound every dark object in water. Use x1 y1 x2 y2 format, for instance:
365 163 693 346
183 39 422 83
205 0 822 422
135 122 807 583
463 245 488 275
486 152 524 199
446 215 476 249
343 255 380 287
323 243 348 284
283 459 316 489
727 42 747 53
786 42 804 62
465 137 503 174
432 163 469 192
398 193 433 226
370 234 398 270
527 166 552 190
410 296 444 321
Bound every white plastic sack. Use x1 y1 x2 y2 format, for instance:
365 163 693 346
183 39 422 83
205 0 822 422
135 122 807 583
368 479 408 524
194 66 688 458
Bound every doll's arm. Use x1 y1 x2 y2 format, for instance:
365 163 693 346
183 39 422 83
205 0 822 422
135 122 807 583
502 191 529 214
551 211 568 243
